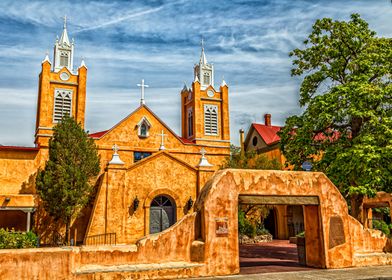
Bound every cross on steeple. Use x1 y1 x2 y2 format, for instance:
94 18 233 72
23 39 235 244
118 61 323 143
137 79 149 105
63 15 67 29
157 130 167 150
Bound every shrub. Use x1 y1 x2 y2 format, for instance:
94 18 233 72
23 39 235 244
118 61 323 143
256 223 270 236
0 228 38 249
373 220 390 236
238 209 257 238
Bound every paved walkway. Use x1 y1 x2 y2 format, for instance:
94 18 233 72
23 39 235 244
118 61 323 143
240 239 313 274
188 266 392 279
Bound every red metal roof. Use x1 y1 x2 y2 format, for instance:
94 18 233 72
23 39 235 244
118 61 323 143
89 130 109 139
252 123 282 145
179 137 195 144
0 145 39 151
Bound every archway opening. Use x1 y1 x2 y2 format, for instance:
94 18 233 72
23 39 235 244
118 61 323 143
149 195 176 234
238 195 323 274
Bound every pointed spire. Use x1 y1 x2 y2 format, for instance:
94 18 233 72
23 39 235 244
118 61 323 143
79 57 87 69
42 51 51 64
182 82 188 92
199 37 207 65
194 75 199 83
221 78 227 87
59 15 70 46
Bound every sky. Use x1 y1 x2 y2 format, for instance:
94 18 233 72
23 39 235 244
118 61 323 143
0 0 391 146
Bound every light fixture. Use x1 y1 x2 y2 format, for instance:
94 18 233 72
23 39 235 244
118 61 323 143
5 197 10 202
133 197 140 211
187 197 193 211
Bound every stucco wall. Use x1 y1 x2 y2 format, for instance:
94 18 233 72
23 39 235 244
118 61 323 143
1 170 392 280
85 152 199 244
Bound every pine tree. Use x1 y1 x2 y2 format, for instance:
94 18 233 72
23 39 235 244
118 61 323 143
36 116 100 244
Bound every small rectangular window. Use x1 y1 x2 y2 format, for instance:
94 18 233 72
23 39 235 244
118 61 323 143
134 152 152 163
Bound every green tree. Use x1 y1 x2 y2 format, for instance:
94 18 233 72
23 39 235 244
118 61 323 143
222 146 281 170
36 116 100 244
279 14 392 220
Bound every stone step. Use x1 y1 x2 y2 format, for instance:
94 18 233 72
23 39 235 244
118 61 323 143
74 261 204 275
354 252 392 258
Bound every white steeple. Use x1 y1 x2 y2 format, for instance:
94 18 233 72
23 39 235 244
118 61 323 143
53 15 74 72
194 38 214 89
199 38 207 65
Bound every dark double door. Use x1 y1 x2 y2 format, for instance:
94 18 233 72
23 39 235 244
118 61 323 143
149 196 176 234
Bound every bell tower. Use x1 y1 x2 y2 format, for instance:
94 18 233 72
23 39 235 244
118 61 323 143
53 16 74 72
35 18 87 147
181 41 230 147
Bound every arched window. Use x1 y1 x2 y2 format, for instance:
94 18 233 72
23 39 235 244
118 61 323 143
53 89 72 123
137 117 151 138
60 52 69 67
187 109 193 137
150 195 176 234
140 123 147 137
203 72 210 85
204 104 218 135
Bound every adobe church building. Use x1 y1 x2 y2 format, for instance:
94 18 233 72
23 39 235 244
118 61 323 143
0 21 230 244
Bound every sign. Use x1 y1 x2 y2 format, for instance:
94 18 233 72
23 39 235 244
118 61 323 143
301 161 313 171
215 217 229 237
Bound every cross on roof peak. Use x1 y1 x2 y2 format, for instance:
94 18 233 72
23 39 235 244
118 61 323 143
137 79 149 105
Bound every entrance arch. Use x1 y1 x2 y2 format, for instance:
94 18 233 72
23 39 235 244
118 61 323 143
149 195 176 234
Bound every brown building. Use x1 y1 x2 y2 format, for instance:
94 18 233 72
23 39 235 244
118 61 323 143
0 22 230 244
243 113 285 165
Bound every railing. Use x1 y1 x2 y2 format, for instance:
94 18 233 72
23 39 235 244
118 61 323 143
85 232 116 246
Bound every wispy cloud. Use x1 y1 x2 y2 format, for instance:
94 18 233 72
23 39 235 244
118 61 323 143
0 0 391 145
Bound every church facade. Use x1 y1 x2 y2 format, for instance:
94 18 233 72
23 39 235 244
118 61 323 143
0 22 230 244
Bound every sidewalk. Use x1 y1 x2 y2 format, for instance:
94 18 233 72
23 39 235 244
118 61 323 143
187 266 392 280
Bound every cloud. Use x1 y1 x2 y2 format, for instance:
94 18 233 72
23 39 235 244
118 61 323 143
0 0 391 146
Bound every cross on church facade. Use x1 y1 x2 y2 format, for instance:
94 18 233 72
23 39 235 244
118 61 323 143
157 130 167 150
112 143 119 155
137 79 149 105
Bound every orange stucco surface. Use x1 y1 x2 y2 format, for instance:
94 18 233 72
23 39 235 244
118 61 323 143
1 170 391 280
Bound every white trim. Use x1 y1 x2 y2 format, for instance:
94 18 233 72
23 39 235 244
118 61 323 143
137 117 152 138
194 138 230 143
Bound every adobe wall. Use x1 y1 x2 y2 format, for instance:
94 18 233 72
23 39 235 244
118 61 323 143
195 169 392 274
1 169 391 280
85 152 199 244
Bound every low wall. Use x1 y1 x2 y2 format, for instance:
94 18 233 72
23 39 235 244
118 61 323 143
0 213 198 280
1 170 392 280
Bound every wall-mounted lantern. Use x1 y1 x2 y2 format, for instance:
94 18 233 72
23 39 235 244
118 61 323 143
5 197 10 202
133 197 140 211
187 197 193 211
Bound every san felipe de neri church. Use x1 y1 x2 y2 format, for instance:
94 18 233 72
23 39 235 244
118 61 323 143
0 20 231 245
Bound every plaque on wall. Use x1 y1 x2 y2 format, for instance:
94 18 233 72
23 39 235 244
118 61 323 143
215 217 229 237
329 216 346 249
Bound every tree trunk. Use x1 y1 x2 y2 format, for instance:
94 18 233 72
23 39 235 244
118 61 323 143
350 194 364 223
65 221 70 246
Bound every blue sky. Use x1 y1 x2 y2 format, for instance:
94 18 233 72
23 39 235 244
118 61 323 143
0 0 391 146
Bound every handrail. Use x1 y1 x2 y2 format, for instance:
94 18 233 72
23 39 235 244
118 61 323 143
85 232 116 246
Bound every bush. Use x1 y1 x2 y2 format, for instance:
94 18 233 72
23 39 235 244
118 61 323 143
256 223 270 236
373 220 390 235
0 228 38 249
238 209 257 238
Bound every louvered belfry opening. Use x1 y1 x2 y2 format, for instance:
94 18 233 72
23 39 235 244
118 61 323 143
53 89 72 122
204 104 218 135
